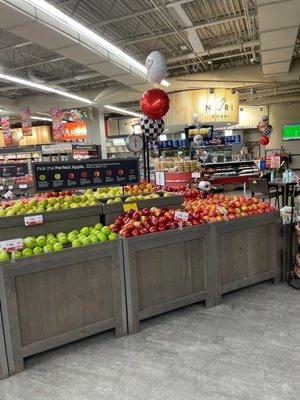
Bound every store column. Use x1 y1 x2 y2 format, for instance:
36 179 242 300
86 108 107 158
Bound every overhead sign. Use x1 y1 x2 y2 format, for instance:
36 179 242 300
20 106 32 136
33 158 140 192
1 116 13 147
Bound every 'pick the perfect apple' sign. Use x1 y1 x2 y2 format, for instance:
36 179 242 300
32 158 140 192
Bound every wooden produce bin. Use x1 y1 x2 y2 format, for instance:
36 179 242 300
0 310 9 380
123 225 213 334
101 194 183 225
0 205 103 241
0 239 127 375
213 212 281 303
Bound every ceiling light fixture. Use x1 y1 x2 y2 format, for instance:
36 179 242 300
0 72 93 104
104 105 142 118
23 0 170 87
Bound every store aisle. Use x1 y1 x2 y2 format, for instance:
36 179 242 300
0 282 299 400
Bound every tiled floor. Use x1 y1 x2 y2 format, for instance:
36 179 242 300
0 282 299 400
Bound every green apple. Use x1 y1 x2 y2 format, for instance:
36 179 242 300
70 203 80 208
89 201 97 206
98 233 107 242
23 237 36 249
36 236 47 247
58 236 69 245
101 226 111 236
125 197 133 202
12 250 22 259
69 230 79 236
43 245 54 253
49 238 58 246
53 203 61 210
57 232 67 239
106 199 114 204
67 235 77 243
137 195 144 200
94 223 103 231
5 210 15 216
89 235 99 243
114 197 122 203
47 233 55 240
73 196 82 204
33 247 43 255
72 239 82 248
0 252 10 262
80 237 91 246
22 248 33 257
108 233 117 241
53 243 63 251
80 227 90 236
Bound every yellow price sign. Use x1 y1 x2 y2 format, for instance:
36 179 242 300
123 203 138 212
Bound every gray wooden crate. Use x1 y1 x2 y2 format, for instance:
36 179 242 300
123 225 213 334
0 205 103 241
0 309 9 380
0 239 127 375
212 212 281 304
101 194 183 225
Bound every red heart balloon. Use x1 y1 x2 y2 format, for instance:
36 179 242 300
140 88 170 119
259 135 269 146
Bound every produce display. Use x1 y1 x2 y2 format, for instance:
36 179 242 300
0 222 116 262
163 185 203 200
123 181 159 195
111 193 276 237
0 192 100 216
110 207 192 237
183 193 275 222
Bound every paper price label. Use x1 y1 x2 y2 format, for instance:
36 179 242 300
8 185 13 190
192 172 201 178
0 238 23 252
174 211 189 221
24 214 44 226
123 203 138 212
19 184 28 189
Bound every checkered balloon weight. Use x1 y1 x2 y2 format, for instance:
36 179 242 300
140 116 164 140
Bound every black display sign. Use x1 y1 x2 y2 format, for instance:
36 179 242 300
0 163 29 178
32 158 140 192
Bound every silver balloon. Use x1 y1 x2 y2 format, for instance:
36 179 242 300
146 51 166 85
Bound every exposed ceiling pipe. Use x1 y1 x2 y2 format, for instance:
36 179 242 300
116 11 256 46
167 40 260 63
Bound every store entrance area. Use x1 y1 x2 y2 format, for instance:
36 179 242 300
0 0 299 398
0 282 298 400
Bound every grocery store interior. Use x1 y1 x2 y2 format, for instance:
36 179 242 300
0 0 299 399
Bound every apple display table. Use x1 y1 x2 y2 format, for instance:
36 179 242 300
0 239 126 374
0 205 103 241
0 309 9 380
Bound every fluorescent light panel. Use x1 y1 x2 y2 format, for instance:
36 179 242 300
104 105 142 118
0 73 92 104
23 0 169 87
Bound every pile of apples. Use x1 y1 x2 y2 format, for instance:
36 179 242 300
110 207 192 237
183 193 275 222
163 185 204 200
0 223 116 262
123 181 160 195
0 193 100 217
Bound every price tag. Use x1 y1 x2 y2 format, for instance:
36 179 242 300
0 238 23 252
155 171 166 186
0 186 3 191
217 206 228 215
24 214 44 226
192 172 201 178
123 203 138 212
174 211 189 221
8 185 13 190
19 184 28 189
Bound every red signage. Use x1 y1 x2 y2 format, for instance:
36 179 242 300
1 116 13 147
20 106 32 136
61 121 87 141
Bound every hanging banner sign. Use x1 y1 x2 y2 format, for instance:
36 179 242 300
62 121 87 141
1 116 13 147
265 149 281 169
51 107 65 141
20 106 32 136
